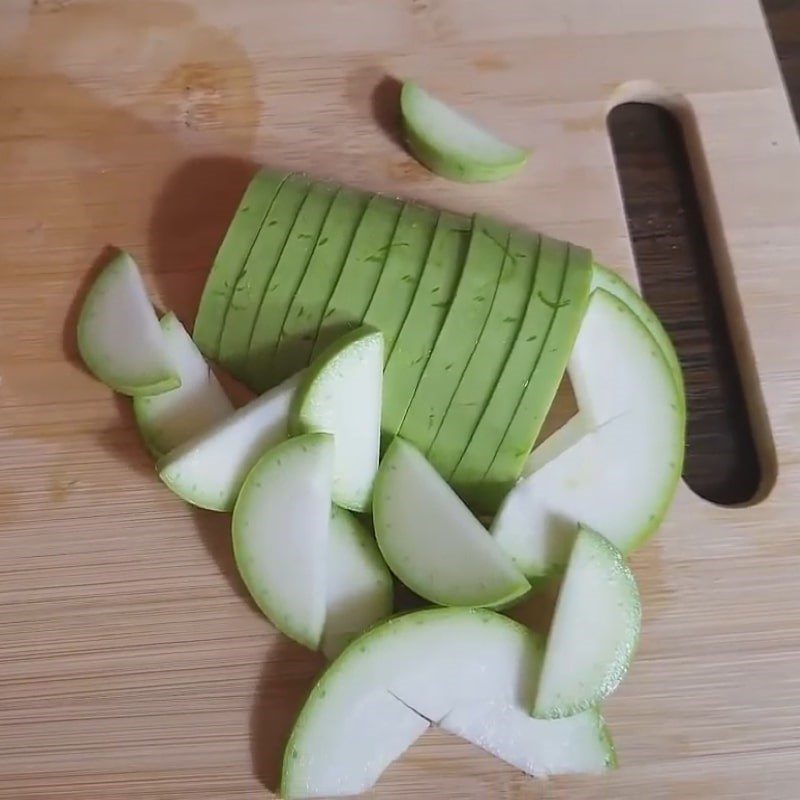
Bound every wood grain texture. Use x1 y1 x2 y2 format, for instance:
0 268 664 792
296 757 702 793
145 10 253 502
1 1 799 798
610 0 798 505
610 102 764 505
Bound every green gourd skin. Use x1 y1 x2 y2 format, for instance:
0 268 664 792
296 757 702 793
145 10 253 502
217 174 312 381
380 211 472 440
203 173 602 505
193 169 287 360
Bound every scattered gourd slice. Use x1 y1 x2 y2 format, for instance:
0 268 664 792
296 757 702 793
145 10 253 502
77 250 179 396
232 433 334 650
157 372 300 511
401 82 529 183
532 527 641 719
591 262 684 404
284 691 429 800
133 312 233 457
492 288 685 577
321 507 394 660
282 608 541 798
373 438 529 609
440 704 616 777
291 327 383 512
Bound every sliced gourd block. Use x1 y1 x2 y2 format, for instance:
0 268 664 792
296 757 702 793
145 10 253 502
381 211 471 438
269 187 370 385
449 234 554 503
218 174 311 382
363 202 441 357
373 438 529 608
429 228 537 478
244 182 339 391
399 216 509 455
311 194 403 357
133 312 232 456
232 433 334 650
193 169 287 359
77 250 179 396
480 242 592 511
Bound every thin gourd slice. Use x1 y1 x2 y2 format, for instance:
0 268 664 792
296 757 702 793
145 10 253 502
269 187 370 384
232 433 334 650
77 250 179 396
311 194 403 357
491 289 685 576
449 234 554 505
193 169 287 358
282 608 541 798
133 312 232 456
363 202 441 358
591 262 684 403
322 507 393 660
217 174 311 382
398 216 509 455
284 693 428 800
429 228 537 478
381 212 471 438
401 82 528 183
157 372 300 511
440 704 616 777
373 438 529 608
244 182 338 391
291 327 383 512
532 527 641 719
480 242 592 511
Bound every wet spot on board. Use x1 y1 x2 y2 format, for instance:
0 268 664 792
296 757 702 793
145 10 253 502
156 57 258 134
48 469 78 503
30 0 73 13
385 158 431 184
562 115 604 133
473 53 510 72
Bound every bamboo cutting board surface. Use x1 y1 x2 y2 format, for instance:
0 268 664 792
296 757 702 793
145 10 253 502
2 1 800 797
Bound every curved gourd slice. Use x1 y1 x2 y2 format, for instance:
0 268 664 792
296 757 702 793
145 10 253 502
77 250 179 396
401 82 528 183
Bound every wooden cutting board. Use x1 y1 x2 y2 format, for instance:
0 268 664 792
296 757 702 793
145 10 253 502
2 1 799 797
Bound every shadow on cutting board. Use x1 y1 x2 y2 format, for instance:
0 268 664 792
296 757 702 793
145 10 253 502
11 2 313 790
250 638 324 792
147 155 259 328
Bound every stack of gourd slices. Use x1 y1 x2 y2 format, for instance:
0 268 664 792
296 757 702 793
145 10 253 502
192 170 595 511
77 173 684 797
